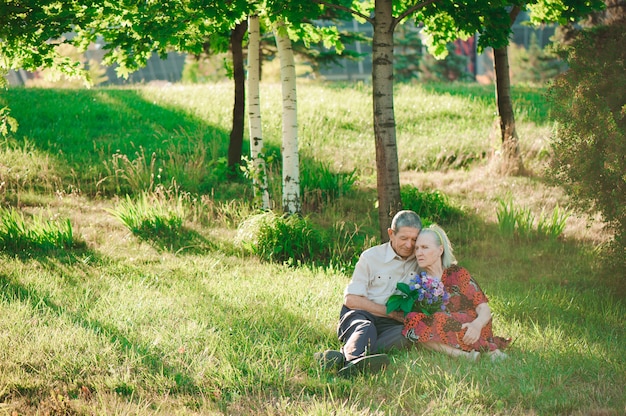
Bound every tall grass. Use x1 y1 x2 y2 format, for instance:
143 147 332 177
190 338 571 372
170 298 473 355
496 197 570 240
108 191 187 237
3 83 551 196
0 206 77 251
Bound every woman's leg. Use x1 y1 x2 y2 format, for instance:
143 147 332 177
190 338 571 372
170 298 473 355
422 341 478 360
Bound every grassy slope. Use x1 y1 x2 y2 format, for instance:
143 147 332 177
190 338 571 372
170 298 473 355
0 83 623 416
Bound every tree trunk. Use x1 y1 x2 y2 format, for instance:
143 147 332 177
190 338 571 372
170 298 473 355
372 0 402 241
274 21 301 215
493 46 524 176
493 5 524 176
228 20 248 175
247 15 271 210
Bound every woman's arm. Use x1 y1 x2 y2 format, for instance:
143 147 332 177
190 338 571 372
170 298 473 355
461 302 491 344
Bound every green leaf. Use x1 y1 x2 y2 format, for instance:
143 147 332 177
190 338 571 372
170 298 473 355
386 295 404 314
400 298 415 314
396 282 412 295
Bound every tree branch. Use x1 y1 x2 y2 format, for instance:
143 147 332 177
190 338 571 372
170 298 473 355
312 0 373 24
394 0 440 27
509 5 522 23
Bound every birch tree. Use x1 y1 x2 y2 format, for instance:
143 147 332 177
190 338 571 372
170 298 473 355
273 21 301 214
260 0 345 214
247 14 271 210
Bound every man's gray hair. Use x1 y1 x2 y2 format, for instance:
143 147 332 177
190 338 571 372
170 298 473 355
390 210 422 232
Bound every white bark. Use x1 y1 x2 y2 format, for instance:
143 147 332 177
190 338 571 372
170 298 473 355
247 14 271 209
273 21 301 215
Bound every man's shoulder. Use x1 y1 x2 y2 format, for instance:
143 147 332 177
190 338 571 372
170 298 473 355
360 242 390 257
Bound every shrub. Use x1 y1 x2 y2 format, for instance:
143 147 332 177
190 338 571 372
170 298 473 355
547 23 626 264
236 211 328 265
401 186 463 225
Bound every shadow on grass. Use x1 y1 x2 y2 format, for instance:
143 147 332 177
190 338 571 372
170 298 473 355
3 87 380 213
0 264 340 407
130 225 219 255
2 88 279 201
0 270 201 396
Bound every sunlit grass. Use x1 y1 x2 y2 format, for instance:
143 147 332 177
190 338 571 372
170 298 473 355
0 83 622 415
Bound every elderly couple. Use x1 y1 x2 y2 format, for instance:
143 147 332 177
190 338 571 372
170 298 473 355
315 210 511 377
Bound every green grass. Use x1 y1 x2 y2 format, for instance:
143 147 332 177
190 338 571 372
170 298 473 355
0 82 623 415
2 82 552 196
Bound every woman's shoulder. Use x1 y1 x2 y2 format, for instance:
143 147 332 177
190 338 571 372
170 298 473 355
445 264 468 274
444 264 473 280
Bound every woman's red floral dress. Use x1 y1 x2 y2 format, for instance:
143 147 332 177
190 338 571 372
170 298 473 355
402 265 511 352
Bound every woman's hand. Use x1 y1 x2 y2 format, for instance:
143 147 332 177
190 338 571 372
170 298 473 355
461 321 482 344
461 303 492 345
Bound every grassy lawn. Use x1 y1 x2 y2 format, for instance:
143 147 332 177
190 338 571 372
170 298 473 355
0 82 623 415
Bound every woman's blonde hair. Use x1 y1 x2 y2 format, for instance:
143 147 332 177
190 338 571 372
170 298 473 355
421 224 457 268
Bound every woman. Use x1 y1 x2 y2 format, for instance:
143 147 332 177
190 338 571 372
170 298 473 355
402 224 511 361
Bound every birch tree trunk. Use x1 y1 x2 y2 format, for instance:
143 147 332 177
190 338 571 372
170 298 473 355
373 0 402 241
247 15 270 210
228 20 247 174
274 21 301 215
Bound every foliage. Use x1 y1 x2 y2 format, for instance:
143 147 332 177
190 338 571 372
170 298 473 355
0 107 18 138
0 73 18 137
547 22 626 264
0 0 88 77
394 23 423 82
0 207 76 252
236 211 328 265
401 186 464 225
22 44 108 88
508 33 567 86
419 43 475 83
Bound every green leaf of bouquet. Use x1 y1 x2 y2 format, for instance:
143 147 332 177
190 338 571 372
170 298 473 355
401 298 415 313
396 282 412 295
386 295 403 314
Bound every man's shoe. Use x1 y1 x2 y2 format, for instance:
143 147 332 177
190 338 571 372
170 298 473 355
338 353 390 378
314 350 345 371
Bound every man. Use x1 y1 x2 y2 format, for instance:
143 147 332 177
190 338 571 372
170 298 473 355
316 210 422 377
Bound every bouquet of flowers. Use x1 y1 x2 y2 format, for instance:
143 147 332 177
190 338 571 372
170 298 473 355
386 271 450 316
